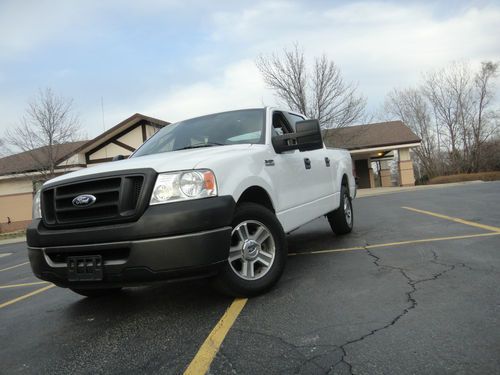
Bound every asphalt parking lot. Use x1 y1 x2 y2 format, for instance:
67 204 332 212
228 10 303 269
1 182 499 375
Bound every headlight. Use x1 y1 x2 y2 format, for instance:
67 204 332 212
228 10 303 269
32 189 42 219
150 170 217 205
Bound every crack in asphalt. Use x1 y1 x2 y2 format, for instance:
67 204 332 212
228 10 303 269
224 327 340 374
212 348 238 375
216 247 473 375
329 246 469 375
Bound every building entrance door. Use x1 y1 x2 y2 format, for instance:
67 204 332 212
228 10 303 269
354 159 371 188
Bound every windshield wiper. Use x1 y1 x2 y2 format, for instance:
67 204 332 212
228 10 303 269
175 142 225 151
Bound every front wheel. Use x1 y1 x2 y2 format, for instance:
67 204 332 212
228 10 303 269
327 185 353 235
214 203 287 297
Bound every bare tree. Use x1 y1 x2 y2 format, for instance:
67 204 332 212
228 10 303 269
385 88 440 177
471 61 499 171
423 61 500 173
256 44 366 129
385 60 499 177
5 88 82 180
422 62 468 172
0 138 6 157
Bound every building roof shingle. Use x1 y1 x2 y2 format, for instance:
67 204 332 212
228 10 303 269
323 120 421 150
0 141 87 176
0 113 169 177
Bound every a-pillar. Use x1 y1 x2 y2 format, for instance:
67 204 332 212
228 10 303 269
398 148 415 186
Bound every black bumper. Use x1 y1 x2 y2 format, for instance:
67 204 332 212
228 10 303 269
27 196 235 288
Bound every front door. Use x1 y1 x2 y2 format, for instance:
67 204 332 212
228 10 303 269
270 111 333 232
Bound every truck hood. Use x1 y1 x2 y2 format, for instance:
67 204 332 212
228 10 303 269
47 144 253 185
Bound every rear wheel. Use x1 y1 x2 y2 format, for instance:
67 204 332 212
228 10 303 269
215 202 287 297
70 287 122 298
327 185 353 235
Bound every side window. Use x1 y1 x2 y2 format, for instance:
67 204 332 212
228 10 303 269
272 112 293 136
284 113 305 131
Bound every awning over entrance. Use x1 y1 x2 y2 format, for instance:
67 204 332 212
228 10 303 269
323 121 421 188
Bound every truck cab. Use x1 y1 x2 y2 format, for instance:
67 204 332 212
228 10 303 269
28 107 355 297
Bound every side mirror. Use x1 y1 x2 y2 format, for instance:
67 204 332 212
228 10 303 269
112 155 126 161
271 132 299 154
295 119 323 152
271 119 323 154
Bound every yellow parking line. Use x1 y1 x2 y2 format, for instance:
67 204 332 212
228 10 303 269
0 261 30 272
184 298 248 375
0 284 55 309
402 206 500 233
184 231 499 373
289 245 365 256
289 232 500 256
0 281 49 289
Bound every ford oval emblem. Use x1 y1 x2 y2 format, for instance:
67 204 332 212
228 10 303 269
72 194 97 207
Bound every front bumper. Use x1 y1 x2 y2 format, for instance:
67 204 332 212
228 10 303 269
27 196 235 288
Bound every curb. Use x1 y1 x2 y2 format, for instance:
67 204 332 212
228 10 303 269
0 236 27 246
357 180 484 198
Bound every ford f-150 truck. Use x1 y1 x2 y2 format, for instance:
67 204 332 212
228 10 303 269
27 107 356 297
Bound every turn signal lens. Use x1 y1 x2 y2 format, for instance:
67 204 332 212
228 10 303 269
203 171 216 192
32 189 42 219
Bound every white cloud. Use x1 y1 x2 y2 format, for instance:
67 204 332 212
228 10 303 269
106 1 500 126
144 60 276 122
1 1 499 137
208 1 500 111
0 0 183 61
0 1 90 60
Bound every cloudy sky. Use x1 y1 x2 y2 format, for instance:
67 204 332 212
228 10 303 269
1 0 499 139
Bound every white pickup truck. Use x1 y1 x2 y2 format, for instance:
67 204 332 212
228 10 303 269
27 107 356 297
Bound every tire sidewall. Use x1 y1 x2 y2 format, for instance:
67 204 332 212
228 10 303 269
342 187 354 230
328 185 353 234
218 203 287 296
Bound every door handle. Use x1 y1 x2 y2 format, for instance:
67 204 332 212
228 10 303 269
304 158 311 169
325 157 330 167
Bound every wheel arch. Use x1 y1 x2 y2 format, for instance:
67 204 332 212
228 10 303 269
341 174 349 189
236 185 275 213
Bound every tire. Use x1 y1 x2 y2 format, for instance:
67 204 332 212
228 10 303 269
70 287 122 298
327 185 353 235
214 202 287 297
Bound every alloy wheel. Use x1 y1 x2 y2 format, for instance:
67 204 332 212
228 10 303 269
228 220 276 280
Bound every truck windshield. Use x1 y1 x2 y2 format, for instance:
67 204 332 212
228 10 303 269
132 109 265 157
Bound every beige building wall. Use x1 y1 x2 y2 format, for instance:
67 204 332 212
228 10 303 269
145 124 159 139
0 193 33 222
57 152 86 167
87 124 159 162
0 178 34 232
117 126 145 149
0 178 33 195
369 167 375 188
398 148 415 186
379 160 393 187
380 169 392 187
89 143 132 160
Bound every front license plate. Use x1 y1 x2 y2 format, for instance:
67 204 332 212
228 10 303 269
67 255 103 281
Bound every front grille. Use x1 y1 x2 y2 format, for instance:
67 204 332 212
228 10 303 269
41 169 156 228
